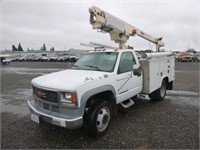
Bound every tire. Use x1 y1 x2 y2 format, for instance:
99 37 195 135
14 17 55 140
85 100 113 138
149 80 167 101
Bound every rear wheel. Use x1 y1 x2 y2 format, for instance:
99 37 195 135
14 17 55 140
149 80 167 101
85 100 113 138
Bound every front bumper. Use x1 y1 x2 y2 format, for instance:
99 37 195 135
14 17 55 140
27 100 83 129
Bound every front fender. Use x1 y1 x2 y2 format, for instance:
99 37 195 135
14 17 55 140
79 85 116 115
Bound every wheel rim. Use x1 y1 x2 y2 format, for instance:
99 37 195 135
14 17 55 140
160 82 166 98
96 106 110 132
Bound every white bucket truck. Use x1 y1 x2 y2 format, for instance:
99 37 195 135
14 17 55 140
28 6 175 137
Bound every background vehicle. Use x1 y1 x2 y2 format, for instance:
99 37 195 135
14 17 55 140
41 54 49 62
0 54 11 65
57 55 70 62
69 55 79 62
49 56 58 62
193 53 200 62
27 55 36 62
177 52 193 62
18 56 27 62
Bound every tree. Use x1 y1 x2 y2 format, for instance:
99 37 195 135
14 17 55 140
50 47 55 51
40 43 46 51
12 45 18 51
18 43 23 51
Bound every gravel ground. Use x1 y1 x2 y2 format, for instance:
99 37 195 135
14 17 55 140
1 61 199 149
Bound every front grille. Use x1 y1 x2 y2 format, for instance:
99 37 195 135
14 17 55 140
52 106 59 112
43 103 50 110
33 86 58 103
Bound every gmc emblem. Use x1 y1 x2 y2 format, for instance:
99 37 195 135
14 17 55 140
36 91 47 98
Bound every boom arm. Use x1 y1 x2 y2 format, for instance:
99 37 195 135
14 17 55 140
89 6 164 51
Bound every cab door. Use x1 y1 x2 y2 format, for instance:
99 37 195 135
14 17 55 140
116 52 142 103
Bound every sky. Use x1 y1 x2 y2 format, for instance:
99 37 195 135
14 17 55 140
1 0 199 51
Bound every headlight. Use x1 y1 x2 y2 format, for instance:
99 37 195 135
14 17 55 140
64 93 72 100
61 92 77 105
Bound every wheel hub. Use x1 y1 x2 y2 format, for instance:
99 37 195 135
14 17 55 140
96 106 110 132
102 114 108 125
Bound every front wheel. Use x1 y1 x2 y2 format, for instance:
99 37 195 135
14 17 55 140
85 100 113 138
149 80 167 101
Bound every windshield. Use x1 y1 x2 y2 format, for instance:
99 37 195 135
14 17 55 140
72 52 118 72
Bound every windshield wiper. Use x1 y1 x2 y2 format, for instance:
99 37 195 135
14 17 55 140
72 65 79 69
86 65 103 71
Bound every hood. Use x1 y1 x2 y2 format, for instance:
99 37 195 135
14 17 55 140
31 69 110 91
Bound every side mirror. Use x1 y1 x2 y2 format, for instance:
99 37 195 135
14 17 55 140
133 64 142 76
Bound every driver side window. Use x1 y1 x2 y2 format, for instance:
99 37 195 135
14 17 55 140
118 52 136 74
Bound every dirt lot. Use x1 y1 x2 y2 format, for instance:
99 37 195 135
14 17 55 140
1 61 199 149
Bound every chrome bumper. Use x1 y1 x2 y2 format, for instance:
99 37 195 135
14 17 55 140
27 100 83 129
